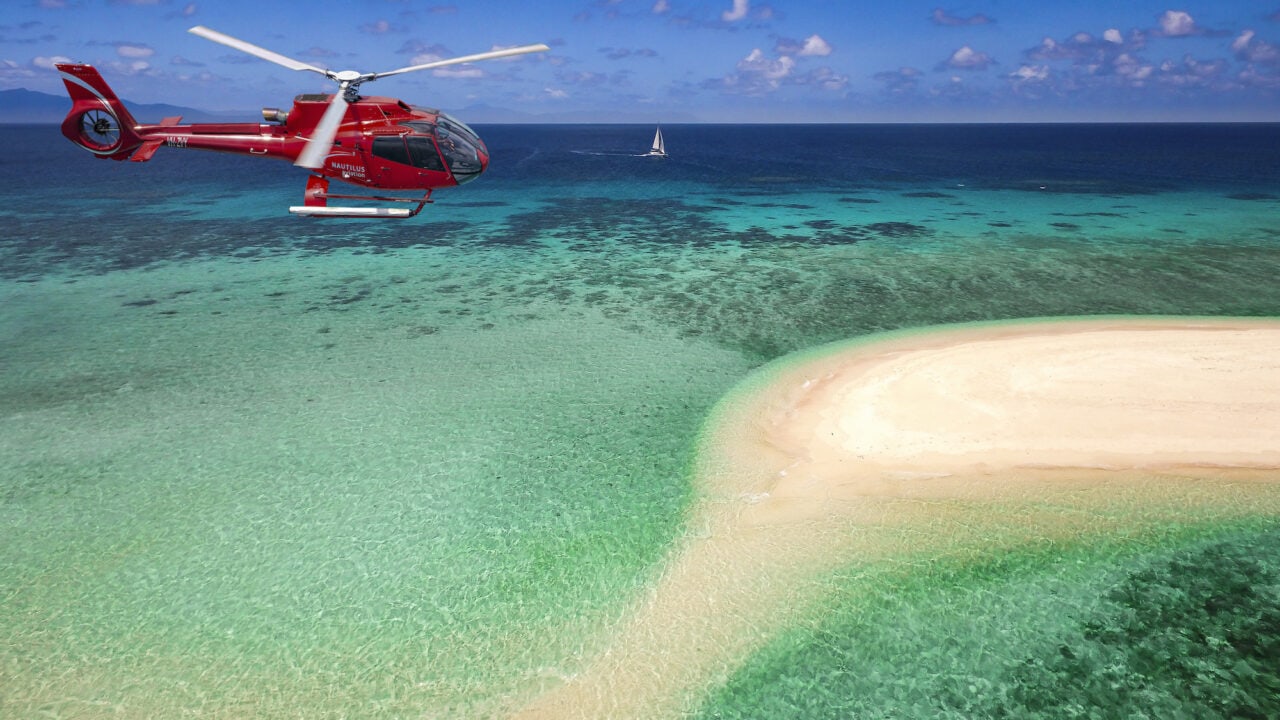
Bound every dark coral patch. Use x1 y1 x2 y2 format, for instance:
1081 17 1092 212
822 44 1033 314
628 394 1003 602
865 222 930 238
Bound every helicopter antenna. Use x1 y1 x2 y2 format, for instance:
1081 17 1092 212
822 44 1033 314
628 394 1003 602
187 26 548 169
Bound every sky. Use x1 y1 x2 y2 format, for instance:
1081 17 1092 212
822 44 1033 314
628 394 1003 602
3 0 1280 122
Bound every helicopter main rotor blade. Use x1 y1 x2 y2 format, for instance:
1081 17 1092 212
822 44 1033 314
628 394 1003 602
294 91 350 169
374 43 550 80
189 25 328 75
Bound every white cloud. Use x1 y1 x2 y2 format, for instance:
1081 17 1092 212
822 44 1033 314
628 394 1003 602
33 55 72 69
652 0 669 13
723 0 749 22
1031 37 1060 58
1232 30 1254 53
545 87 568 99
1156 54 1228 88
1025 29 1144 64
0 59 37 82
182 3 197 17
1238 63 1280 88
805 65 848 90
1114 53 1153 82
799 34 831 57
1157 10 1196 37
942 45 993 70
1233 29 1280 66
116 44 155 59
715 47 845 95
102 59 151 76
1010 64 1049 82
738 48 794 84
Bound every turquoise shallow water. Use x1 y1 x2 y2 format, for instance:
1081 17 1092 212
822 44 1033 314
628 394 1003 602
2 123 1280 717
1 251 750 716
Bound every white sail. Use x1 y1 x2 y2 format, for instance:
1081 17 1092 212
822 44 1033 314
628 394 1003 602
646 126 666 157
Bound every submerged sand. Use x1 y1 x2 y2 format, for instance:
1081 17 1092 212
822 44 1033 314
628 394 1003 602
513 317 1280 719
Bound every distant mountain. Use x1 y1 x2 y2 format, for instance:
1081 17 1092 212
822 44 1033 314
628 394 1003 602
0 89 69 123
1 87 703 125
0 88 249 124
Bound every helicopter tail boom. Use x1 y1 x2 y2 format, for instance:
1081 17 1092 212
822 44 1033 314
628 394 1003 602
56 63 146 161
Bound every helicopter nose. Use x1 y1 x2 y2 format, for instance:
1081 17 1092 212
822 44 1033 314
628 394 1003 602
435 114 488 184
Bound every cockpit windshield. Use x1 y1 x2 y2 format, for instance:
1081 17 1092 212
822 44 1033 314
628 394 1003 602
434 114 486 182
369 118 486 184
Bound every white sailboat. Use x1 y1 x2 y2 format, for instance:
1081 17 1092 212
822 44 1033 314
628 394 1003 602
644 126 667 157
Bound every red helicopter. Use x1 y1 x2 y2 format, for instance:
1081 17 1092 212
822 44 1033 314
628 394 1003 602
56 26 549 218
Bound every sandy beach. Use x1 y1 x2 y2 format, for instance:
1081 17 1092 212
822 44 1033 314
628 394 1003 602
754 316 1280 505
514 317 1280 719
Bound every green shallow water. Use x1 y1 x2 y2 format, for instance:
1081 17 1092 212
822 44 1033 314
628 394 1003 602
695 519 1280 720
0 249 752 716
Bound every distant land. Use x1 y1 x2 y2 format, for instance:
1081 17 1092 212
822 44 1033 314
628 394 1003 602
0 88 250 124
0 88 697 125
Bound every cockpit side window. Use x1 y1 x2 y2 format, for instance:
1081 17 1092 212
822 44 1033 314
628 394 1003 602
406 136 445 171
372 130 447 172
371 136 410 166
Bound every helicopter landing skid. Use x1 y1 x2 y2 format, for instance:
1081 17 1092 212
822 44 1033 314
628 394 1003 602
289 175 433 219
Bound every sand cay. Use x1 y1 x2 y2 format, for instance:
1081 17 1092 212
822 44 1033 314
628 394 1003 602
513 316 1280 719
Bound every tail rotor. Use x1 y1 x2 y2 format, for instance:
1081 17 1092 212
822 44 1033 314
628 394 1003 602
56 62 143 160
78 108 123 152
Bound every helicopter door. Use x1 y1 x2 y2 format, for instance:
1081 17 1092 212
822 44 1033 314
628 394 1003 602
368 133 446 187
368 135 413 186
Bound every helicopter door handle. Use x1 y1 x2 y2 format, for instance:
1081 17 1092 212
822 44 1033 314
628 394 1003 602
250 148 267 155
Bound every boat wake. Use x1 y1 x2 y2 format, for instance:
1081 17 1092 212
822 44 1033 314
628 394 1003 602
570 149 654 157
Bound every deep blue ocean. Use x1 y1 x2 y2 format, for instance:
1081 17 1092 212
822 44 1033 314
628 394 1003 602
6 123 1280 276
3 123 1280 718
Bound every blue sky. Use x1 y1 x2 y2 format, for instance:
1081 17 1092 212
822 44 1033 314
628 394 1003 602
3 0 1280 122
